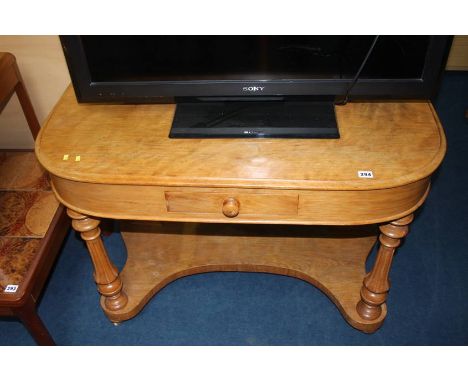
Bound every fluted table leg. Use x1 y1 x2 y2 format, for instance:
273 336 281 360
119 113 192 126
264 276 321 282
357 214 414 321
67 209 128 312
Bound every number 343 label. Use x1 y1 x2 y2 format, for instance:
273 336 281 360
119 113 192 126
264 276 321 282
4 285 18 293
358 170 374 178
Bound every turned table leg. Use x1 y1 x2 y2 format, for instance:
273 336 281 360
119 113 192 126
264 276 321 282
357 214 414 321
67 209 128 311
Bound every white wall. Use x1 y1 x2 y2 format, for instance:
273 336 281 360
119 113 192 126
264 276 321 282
446 36 468 71
0 36 71 149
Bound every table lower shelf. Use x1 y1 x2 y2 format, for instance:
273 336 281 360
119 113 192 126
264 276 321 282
102 221 386 332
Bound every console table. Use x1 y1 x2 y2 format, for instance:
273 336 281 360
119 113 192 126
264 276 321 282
36 87 446 333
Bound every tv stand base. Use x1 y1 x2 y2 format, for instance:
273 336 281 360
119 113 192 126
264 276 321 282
170 100 339 138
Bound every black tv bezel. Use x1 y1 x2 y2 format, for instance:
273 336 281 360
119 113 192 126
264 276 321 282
60 35 451 103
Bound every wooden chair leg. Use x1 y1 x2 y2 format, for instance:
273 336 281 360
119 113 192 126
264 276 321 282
14 81 41 140
14 296 55 346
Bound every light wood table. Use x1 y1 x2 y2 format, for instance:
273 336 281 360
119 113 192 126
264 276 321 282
36 87 446 333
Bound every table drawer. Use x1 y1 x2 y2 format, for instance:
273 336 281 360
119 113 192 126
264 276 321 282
165 191 298 217
51 175 430 225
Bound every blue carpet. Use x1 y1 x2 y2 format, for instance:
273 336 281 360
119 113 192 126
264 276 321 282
1 72 467 345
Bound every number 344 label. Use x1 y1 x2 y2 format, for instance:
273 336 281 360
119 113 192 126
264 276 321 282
4 285 18 293
358 170 374 178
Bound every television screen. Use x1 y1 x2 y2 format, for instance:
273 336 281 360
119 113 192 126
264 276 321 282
61 35 450 101
60 35 450 138
81 36 430 82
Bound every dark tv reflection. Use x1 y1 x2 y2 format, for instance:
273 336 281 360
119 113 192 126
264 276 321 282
82 36 430 82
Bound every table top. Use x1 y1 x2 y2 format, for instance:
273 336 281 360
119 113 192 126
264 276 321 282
36 86 446 191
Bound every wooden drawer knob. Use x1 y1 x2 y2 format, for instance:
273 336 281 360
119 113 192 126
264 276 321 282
222 197 240 218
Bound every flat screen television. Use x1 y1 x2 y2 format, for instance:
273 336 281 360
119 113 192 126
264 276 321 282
60 35 451 138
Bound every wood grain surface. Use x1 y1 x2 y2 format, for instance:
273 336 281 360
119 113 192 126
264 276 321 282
36 86 446 191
